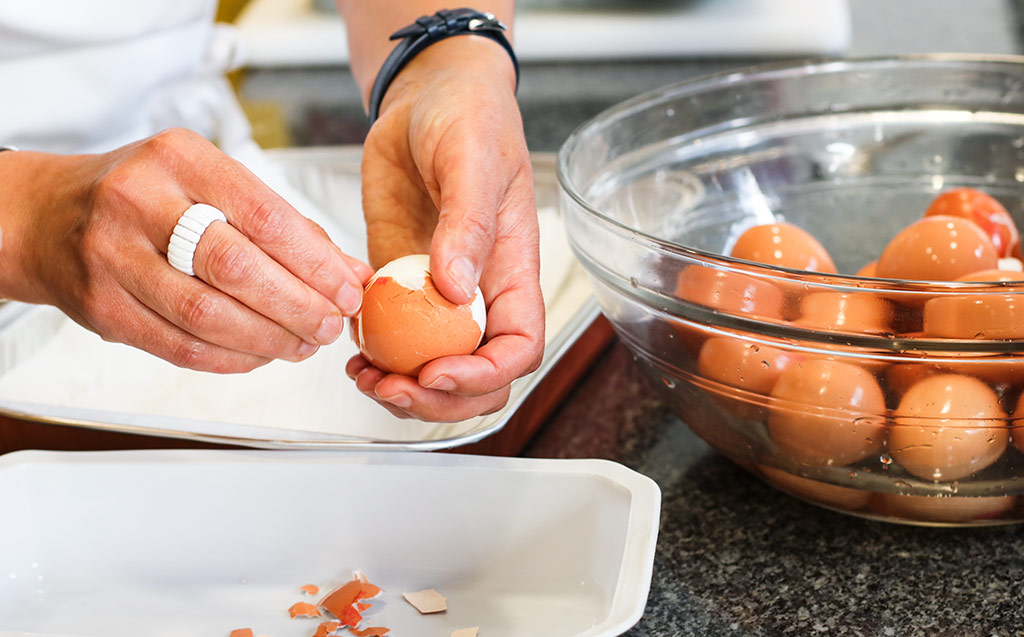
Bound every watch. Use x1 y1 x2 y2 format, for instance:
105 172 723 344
368 8 519 123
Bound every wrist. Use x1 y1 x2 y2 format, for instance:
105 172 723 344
376 35 518 120
0 151 78 304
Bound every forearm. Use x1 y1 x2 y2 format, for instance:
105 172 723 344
335 0 516 108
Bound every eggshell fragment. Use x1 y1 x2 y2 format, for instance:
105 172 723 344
301 584 320 596
767 358 886 467
402 588 448 614
349 626 390 636
876 493 1016 523
876 215 999 281
289 601 322 618
229 630 254 637
757 465 871 511
890 373 1008 481
313 621 341 637
452 629 480 637
353 254 486 376
729 222 838 273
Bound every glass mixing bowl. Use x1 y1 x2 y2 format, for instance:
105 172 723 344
558 55 1024 526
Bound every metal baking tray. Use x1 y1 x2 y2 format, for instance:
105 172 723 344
0 148 601 451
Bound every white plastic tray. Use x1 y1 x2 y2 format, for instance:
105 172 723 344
0 148 599 450
0 449 661 637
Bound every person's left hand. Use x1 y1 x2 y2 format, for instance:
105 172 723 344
345 35 545 422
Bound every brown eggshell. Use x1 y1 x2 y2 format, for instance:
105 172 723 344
353 255 485 377
922 270 1024 340
729 222 838 273
876 215 999 282
924 187 1020 258
767 358 887 467
675 265 785 320
1011 391 1024 456
757 465 871 511
855 261 878 278
876 492 1016 523
697 336 798 421
794 291 892 335
889 373 1008 482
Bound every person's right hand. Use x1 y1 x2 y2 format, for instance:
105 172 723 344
0 128 373 373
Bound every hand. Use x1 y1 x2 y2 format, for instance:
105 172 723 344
1 129 373 373
345 36 546 422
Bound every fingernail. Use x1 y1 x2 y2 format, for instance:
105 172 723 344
336 282 362 315
379 391 411 409
296 341 319 359
447 256 478 300
316 314 342 344
424 375 456 391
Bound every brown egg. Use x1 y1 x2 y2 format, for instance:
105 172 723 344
855 261 878 277
675 265 784 320
351 254 485 376
876 215 999 281
885 363 940 405
1011 391 1024 456
768 358 887 467
697 337 797 395
890 374 1008 481
876 493 1016 523
794 291 892 335
757 465 871 511
924 187 1021 258
697 336 798 421
729 222 838 273
922 269 1024 340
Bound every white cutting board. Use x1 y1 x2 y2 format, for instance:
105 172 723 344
236 0 850 67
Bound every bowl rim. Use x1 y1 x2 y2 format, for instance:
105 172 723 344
556 53 1024 297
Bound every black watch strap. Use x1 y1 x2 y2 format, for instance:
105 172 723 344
367 8 519 123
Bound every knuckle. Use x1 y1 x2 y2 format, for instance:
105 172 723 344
244 200 286 244
179 290 219 333
167 338 206 369
203 235 251 285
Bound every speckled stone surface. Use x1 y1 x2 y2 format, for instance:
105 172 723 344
524 343 1024 636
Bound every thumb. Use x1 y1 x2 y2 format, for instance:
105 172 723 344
429 165 501 306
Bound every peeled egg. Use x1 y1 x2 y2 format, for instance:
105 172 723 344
889 373 1007 482
351 254 486 376
767 358 887 467
876 215 999 281
924 187 1021 258
729 222 838 273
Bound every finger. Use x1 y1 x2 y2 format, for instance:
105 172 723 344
122 247 319 362
428 140 525 305
350 362 412 419
191 220 347 346
95 287 271 374
372 373 512 423
166 132 370 313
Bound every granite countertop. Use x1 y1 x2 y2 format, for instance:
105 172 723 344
236 2 1024 634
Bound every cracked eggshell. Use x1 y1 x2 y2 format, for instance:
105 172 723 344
350 254 486 376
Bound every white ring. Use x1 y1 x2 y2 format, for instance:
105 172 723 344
167 203 227 276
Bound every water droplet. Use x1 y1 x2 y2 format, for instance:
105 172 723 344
662 377 676 388
761 360 770 369
629 277 638 288
879 453 893 466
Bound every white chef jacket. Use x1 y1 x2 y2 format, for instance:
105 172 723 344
0 0 364 258
0 0 249 154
